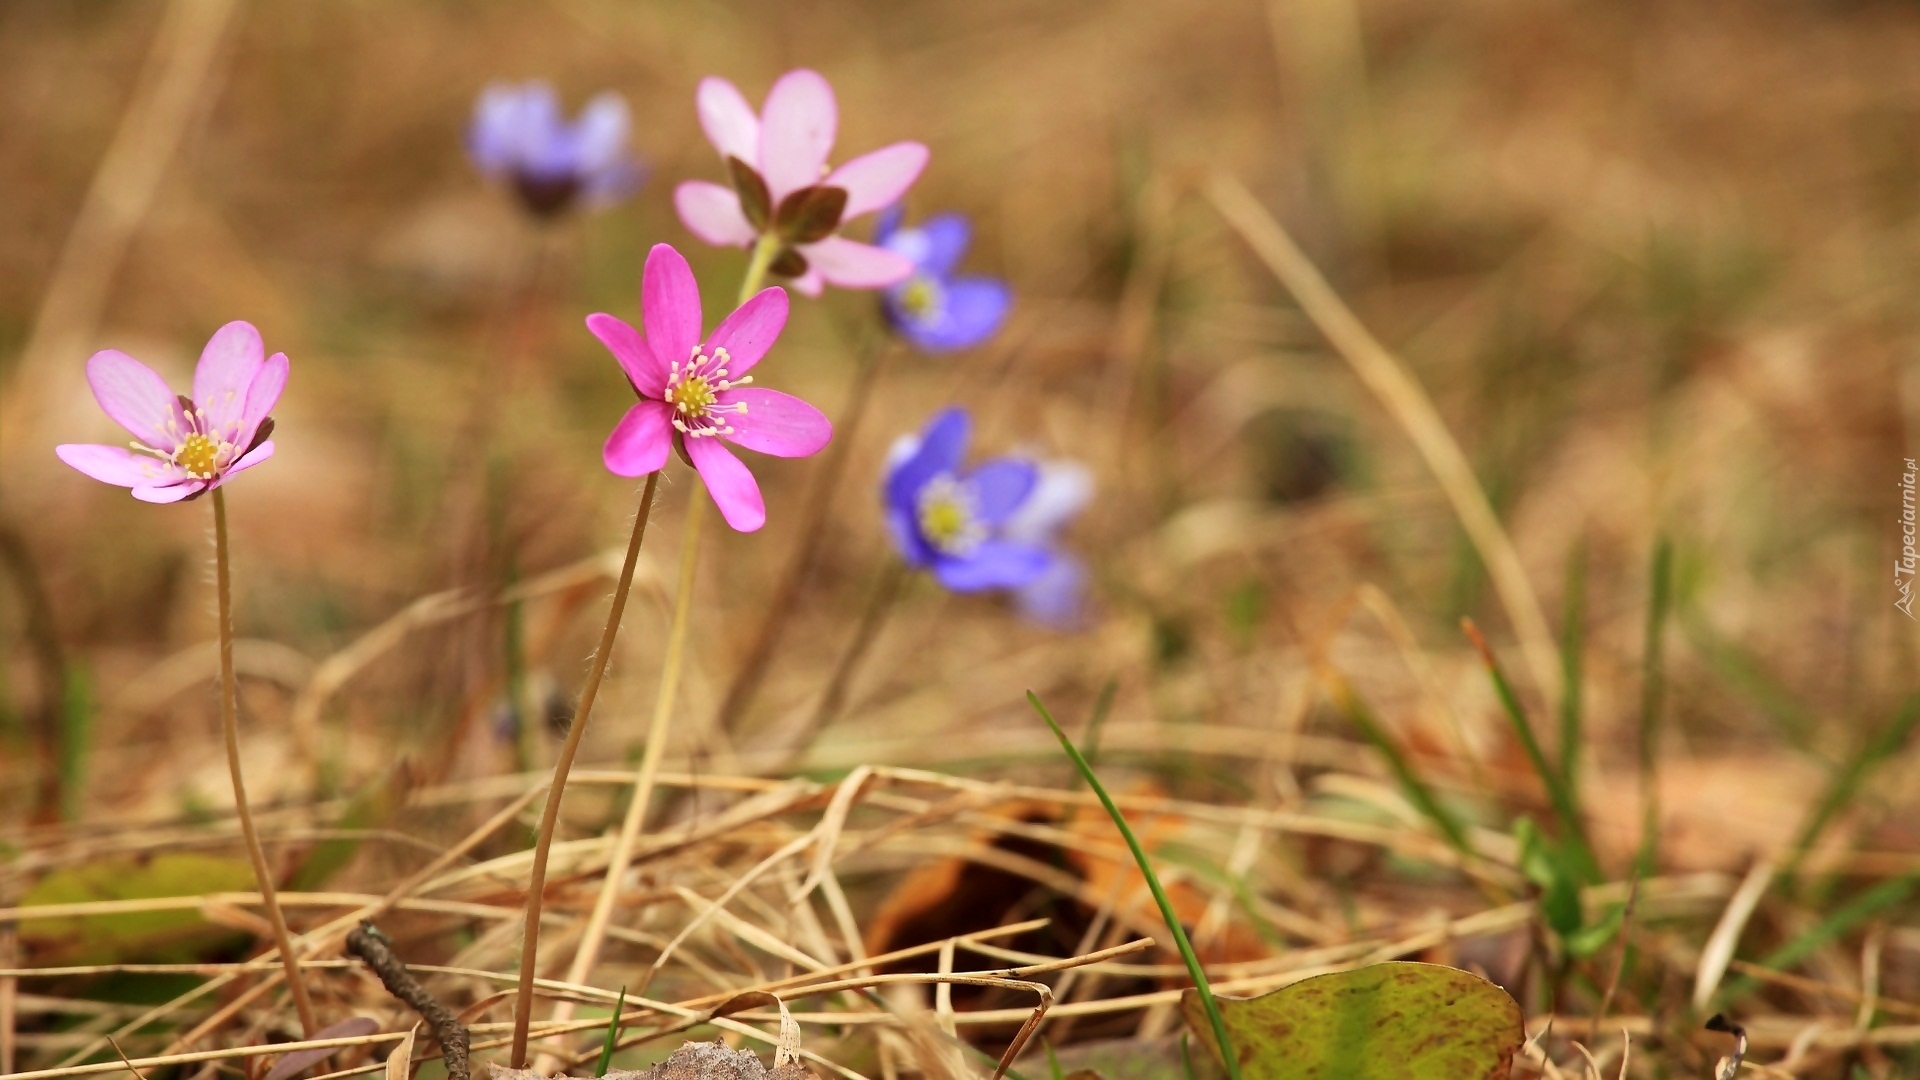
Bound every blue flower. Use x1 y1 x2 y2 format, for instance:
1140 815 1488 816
1002 460 1093 627
875 209 1011 353
468 81 642 218
883 408 1054 592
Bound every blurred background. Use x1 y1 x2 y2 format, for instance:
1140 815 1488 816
2 0 1919 1068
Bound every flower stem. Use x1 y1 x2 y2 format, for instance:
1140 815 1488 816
740 233 782 304
806 558 909 737
211 487 318 1037
507 471 659 1068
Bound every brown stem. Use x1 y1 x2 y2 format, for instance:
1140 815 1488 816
507 471 659 1067
346 922 469 1080
805 559 910 737
714 338 896 733
212 488 318 1036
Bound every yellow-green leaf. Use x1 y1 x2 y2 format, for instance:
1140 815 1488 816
19 852 255 964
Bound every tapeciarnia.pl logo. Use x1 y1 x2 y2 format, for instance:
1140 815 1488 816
1900 458 1917 620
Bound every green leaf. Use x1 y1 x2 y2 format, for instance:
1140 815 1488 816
727 157 772 231
773 185 848 244
20 852 255 964
1180 962 1523 1080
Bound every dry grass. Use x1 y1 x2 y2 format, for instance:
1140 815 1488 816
4 0 1920 1077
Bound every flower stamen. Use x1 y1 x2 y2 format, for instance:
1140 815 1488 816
664 344 752 438
917 473 985 556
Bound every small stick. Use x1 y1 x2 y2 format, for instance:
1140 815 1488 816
346 923 469 1080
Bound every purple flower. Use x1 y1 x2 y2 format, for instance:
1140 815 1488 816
883 408 1054 592
590 244 832 533
1002 460 1093 627
468 81 642 217
55 321 285 503
675 69 928 296
876 209 1011 353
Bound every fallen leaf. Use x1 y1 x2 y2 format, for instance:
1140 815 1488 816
1181 962 1523 1080
19 852 255 964
264 1017 382 1080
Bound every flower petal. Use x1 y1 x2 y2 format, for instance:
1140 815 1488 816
642 244 703 372
916 214 973 276
787 266 826 297
718 388 829 458
885 407 970 512
825 142 928 220
674 181 757 248
686 436 766 532
572 91 630 171
209 439 275 489
1015 554 1087 628
800 237 914 290
55 444 167 488
885 504 935 568
965 457 1038 525
193 322 266 437
1004 460 1092 542
759 68 837 200
603 400 673 476
587 312 667 397
132 479 203 504
933 541 1052 592
704 286 788 377
893 276 1011 354
85 349 185 450
697 76 760 165
241 351 289 435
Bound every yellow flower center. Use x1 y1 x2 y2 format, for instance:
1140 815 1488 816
673 374 717 416
664 345 752 438
898 276 941 319
177 433 222 479
916 474 984 555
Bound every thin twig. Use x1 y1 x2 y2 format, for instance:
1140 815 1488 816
345 923 469 1080
806 560 910 736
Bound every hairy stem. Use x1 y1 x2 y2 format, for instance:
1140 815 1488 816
507 472 659 1067
212 487 318 1036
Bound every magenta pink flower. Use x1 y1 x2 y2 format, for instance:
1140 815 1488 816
673 69 928 297
55 321 285 503
591 244 831 532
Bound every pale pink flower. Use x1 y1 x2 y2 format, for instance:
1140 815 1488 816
591 244 831 532
55 321 285 503
673 69 928 296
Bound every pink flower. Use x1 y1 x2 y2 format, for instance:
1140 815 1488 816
591 244 831 532
674 69 928 297
55 321 285 503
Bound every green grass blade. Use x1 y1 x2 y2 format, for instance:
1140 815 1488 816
1787 693 1920 876
1083 676 1120 772
1557 542 1586 793
1028 690 1242 1080
595 985 627 1076
1636 538 1673 877
1716 874 1917 1009
1328 677 1475 860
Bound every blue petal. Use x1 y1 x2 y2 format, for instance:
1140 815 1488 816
916 214 972 277
965 457 1038 526
933 542 1053 593
898 277 1010 354
884 408 971 514
875 203 906 246
1015 555 1087 629
885 506 936 568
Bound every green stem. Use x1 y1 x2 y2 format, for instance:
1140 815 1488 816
508 472 659 1067
740 234 781 304
212 488 318 1036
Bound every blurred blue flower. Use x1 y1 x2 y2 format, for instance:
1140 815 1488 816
468 81 642 218
883 408 1053 592
875 209 1011 353
1002 460 1093 627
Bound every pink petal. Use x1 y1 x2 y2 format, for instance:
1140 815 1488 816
799 237 915 289
587 313 667 397
719 388 830 458
642 244 703 373
132 480 202 504
697 76 760 165
674 181 757 248
686 436 765 532
704 287 788 377
788 267 826 297
222 439 275 480
193 321 266 438
85 349 185 450
241 351 288 434
759 69 837 200
603 400 673 477
825 142 929 219
55 444 167 488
